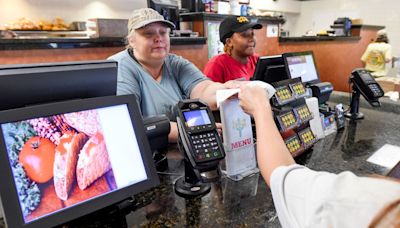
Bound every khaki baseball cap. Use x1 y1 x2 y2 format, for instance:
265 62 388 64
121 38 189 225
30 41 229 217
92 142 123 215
128 8 175 32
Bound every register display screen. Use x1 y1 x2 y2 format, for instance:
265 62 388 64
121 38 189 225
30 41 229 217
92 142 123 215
183 110 211 127
0 104 148 224
285 52 319 83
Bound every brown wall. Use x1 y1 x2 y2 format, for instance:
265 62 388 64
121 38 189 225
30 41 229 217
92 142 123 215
253 25 378 92
0 44 208 71
170 44 208 70
0 47 123 65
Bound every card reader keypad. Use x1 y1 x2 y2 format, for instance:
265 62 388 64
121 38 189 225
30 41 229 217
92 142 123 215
191 132 221 161
368 84 384 97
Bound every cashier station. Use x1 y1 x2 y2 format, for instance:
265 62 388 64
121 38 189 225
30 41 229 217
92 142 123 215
251 51 336 157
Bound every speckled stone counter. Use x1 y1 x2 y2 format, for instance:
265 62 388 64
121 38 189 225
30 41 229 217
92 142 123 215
1 105 398 228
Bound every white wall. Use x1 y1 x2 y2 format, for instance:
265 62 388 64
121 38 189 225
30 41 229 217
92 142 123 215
0 0 146 24
0 0 300 24
291 0 400 56
249 0 301 13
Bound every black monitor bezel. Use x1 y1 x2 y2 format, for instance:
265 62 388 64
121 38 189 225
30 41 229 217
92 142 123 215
0 60 118 111
282 51 321 85
252 55 288 83
0 95 159 228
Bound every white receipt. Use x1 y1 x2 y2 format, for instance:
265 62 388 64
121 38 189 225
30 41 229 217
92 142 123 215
216 81 276 108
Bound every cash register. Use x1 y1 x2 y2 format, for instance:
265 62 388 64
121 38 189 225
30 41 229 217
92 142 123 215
282 51 339 131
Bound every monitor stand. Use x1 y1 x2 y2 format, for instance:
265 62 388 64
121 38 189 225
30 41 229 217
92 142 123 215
56 197 137 228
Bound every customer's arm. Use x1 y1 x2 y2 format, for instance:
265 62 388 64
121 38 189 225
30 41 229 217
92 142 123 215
238 85 295 186
190 80 245 110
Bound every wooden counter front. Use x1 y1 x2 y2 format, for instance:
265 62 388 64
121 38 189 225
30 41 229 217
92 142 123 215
0 37 208 71
0 45 208 71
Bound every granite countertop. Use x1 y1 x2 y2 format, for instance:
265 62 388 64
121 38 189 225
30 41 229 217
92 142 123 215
121 105 397 227
1 101 399 228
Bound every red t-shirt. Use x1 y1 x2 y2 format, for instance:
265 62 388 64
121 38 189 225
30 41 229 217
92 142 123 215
203 53 259 83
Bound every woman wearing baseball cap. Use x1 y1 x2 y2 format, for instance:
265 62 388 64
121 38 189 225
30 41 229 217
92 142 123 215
108 8 243 142
203 15 262 83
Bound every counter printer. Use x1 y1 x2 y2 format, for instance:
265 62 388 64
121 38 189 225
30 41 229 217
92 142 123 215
143 115 171 170
330 17 352 36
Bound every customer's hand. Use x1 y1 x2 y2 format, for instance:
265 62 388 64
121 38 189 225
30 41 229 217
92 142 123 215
238 85 270 117
224 80 249 89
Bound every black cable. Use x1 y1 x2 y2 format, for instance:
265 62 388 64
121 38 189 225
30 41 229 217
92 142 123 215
343 76 352 112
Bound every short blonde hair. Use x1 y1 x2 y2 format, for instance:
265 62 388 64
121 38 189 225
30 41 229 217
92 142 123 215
125 29 135 49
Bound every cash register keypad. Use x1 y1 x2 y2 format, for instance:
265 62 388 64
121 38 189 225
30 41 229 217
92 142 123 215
191 132 221 161
298 127 317 149
293 105 313 123
275 86 294 105
290 82 307 97
285 135 303 155
276 111 298 131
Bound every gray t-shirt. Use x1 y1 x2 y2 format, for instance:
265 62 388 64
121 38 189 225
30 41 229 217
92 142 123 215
108 50 207 120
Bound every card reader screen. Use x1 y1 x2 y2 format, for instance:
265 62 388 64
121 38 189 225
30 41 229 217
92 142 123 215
183 110 211 127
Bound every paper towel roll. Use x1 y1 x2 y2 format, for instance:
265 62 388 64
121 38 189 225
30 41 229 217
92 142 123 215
306 97 325 139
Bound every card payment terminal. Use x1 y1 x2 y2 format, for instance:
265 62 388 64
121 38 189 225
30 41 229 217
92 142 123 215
175 99 225 198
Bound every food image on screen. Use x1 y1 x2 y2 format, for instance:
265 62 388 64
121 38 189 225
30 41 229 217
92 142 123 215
53 131 88 200
183 110 211 127
62 110 101 137
76 132 112 190
1 110 118 223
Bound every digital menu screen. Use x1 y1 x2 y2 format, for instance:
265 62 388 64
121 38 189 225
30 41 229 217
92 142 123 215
1 104 148 224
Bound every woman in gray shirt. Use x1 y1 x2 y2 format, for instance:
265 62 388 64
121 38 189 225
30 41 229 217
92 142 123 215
109 8 241 142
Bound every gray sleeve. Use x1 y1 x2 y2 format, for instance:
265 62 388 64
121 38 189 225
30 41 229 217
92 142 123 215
109 54 142 104
169 55 208 97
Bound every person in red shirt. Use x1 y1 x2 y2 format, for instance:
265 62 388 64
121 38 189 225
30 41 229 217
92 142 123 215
203 16 262 83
